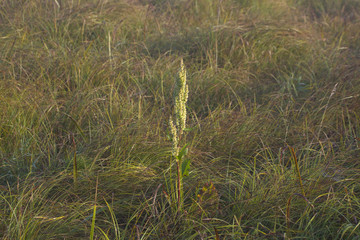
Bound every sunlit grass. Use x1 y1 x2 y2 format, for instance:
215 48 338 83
0 0 359 239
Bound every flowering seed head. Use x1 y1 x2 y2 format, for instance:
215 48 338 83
175 59 188 133
169 59 188 157
169 117 179 157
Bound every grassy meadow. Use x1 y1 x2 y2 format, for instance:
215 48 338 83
0 0 360 239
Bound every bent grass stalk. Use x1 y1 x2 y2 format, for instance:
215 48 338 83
71 133 78 185
286 193 314 236
289 146 305 196
90 176 99 240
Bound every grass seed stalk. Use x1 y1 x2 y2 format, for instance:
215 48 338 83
169 59 189 209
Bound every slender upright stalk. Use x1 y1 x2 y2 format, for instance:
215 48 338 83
169 59 189 209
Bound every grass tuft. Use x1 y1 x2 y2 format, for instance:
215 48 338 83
0 0 359 239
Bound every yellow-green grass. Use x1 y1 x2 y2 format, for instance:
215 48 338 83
0 0 359 239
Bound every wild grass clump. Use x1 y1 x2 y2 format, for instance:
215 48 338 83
294 0 360 20
0 0 359 239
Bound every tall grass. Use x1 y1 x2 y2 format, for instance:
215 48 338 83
0 0 359 239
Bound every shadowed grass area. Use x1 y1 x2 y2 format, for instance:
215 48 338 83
0 0 359 239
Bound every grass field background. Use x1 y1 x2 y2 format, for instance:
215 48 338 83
0 0 359 239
